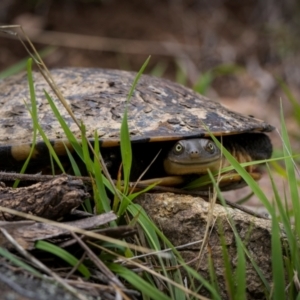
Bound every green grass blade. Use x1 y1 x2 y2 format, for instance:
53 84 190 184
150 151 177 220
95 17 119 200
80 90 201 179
14 58 39 187
193 71 214 95
193 64 243 95
64 144 82 176
93 133 112 215
207 249 221 299
120 107 131 195
117 194 131 216
76 127 93 213
27 63 38 128
277 77 300 125
209 135 273 213
271 213 286 299
120 56 151 195
234 237 246 299
32 121 65 172
0 47 56 79
175 63 187 86
150 61 168 77
44 91 83 158
118 183 156 216
218 222 234 298
280 101 300 230
35 241 90 279
80 124 93 174
268 166 295 251
0 247 41 276
127 203 161 250
117 182 157 216
15 59 65 184
170 259 186 300
127 182 158 201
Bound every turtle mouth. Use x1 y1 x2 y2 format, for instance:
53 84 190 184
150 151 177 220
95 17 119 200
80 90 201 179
166 155 221 165
163 156 222 175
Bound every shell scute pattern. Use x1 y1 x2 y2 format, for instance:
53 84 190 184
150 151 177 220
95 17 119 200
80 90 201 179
0 68 273 147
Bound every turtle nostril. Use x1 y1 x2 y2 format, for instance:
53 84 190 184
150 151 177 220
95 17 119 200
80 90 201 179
190 151 200 158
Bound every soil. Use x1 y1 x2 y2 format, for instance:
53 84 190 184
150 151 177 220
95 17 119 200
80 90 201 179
0 0 299 208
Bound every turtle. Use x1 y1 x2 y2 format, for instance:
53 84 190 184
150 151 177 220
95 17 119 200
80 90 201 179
0 68 273 190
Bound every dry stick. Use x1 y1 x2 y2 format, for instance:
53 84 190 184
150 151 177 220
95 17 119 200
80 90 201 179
70 232 125 289
0 227 89 300
65 250 87 280
0 205 157 255
114 240 203 263
129 149 162 195
0 172 270 219
1 28 202 57
64 280 140 297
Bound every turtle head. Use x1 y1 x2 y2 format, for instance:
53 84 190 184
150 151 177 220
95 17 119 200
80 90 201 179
164 138 222 175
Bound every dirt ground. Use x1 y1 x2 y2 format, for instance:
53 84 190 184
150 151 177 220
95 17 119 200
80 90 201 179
0 0 299 209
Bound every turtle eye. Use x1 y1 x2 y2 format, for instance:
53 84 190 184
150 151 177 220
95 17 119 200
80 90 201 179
205 141 215 153
173 142 184 155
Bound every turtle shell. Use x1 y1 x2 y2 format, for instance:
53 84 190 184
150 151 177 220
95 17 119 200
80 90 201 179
0 68 273 147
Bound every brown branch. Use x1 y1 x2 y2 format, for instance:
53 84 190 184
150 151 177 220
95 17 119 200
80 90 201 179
0 175 89 221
